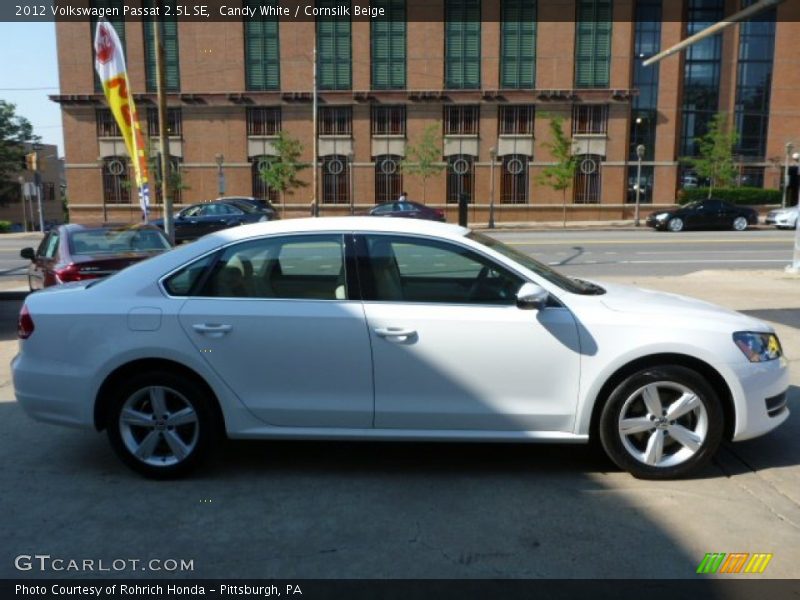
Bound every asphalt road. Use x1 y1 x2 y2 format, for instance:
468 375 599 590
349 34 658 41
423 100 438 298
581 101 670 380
488 228 797 277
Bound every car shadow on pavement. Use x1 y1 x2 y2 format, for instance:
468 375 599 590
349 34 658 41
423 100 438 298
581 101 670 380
0 294 25 341
740 309 800 330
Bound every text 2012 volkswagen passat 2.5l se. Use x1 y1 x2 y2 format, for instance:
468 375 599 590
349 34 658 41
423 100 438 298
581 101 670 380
12 218 789 479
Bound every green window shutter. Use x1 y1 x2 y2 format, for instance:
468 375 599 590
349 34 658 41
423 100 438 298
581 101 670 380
143 2 181 92
575 0 612 88
445 0 481 89
501 0 536 89
91 0 127 92
245 0 280 90
317 0 352 90
371 0 406 90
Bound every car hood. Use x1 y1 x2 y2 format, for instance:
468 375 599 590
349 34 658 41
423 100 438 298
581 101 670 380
595 281 768 330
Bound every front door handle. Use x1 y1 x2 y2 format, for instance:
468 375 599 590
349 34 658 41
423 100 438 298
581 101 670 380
374 327 417 341
192 323 232 338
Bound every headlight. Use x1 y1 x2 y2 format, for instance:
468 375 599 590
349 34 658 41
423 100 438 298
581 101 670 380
733 332 783 362
655 213 669 221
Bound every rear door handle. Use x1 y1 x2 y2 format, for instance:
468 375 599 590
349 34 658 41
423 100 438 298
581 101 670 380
374 327 417 341
192 323 232 338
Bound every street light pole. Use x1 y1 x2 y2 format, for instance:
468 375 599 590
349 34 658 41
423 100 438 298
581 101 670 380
17 176 27 232
348 152 354 215
488 147 497 229
635 144 645 227
215 153 225 197
154 18 173 243
783 142 794 209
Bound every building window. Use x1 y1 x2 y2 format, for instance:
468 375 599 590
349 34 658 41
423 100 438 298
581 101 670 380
444 105 480 135
96 109 122 137
371 105 406 135
499 105 535 135
500 0 536 89
102 156 130 204
317 0 352 90
738 166 764 188
244 0 280 90
371 0 406 90
446 155 474 204
572 105 608 135
735 0 775 160
318 107 353 135
680 0 724 159
146 108 182 137
143 3 180 92
574 0 612 88
573 155 602 203
375 155 403 203
627 165 654 204
445 0 481 90
251 157 281 202
247 107 282 136
322 155 350 204
91 0 126 92
629 0 661 161
501 155 529 204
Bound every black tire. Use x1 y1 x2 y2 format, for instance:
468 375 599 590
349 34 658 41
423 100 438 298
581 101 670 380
106 370 217 479
598 366 723 480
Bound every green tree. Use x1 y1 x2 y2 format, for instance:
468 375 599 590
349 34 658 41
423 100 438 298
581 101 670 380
403 124 445 203
258 131 307 204
148 154 190 203
682 113 739 199
536 115 576 227
0 100 39 200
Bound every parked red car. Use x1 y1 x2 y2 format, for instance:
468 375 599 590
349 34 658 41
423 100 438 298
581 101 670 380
20 224 172 291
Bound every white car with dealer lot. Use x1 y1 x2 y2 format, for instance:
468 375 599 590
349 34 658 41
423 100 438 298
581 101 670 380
12 218 789 479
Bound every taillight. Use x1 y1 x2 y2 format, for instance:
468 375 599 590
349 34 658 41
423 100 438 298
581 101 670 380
54 263 101 283
18 305 34 339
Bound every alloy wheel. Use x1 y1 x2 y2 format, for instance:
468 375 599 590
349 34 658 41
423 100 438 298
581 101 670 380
668 218 684 232
733 216 748 231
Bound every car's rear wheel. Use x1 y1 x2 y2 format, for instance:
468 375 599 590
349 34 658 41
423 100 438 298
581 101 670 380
598 366 723 479
667 217 684 232
106 371 217 479
732 216 748 231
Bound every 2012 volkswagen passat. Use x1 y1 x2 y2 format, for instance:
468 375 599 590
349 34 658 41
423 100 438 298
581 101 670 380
12 218 789 479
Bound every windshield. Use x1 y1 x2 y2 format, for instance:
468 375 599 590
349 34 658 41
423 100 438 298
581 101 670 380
467 232 603 295
69 228 171 255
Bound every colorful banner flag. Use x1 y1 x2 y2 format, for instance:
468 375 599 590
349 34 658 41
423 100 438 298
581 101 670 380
93 18 150 220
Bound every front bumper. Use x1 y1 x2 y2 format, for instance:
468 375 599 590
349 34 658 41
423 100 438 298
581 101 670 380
727 356 791 441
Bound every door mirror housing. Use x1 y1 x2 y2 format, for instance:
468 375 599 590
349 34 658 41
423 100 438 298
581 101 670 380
20 247 35 261
516 282 549 310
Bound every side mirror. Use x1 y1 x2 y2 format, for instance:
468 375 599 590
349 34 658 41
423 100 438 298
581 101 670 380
20 247 35 261
516 282 549 310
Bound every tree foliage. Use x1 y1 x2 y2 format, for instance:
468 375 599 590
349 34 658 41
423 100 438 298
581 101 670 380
258 131 307 202
536 115 576 226
0 100 39 199
682 113 739 199
403 124 445 203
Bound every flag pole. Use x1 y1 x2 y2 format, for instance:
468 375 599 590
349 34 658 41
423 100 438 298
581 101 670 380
154 19 174 243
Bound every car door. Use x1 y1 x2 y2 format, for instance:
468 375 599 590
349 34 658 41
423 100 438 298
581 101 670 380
357 233 581 432
29 230 60 289
174 206 204 240
685 201 717 229
176 233 374 428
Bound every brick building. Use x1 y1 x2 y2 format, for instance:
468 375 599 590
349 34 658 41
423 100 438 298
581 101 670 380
53 0 800 224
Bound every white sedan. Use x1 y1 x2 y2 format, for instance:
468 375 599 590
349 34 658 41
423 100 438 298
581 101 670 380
764 206 799 229
12 218 789 479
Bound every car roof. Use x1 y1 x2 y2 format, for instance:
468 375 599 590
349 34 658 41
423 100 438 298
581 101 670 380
210 216 467 242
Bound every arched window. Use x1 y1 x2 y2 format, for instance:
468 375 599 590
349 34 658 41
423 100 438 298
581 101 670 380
102 156 130 204
573 154 602 204
500 154 528 204
251 156 280 202
322 155 349 204
446 154 474 204
374 154 403 204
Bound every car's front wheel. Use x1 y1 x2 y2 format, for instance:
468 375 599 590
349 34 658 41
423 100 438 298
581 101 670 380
732 216 749 231
598 366 723 479
106 371 217 478
667 217 684 232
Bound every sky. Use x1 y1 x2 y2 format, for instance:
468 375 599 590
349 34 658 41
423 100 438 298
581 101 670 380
0 22 64 156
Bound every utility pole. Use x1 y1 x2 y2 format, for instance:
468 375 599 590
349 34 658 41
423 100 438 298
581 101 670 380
312 43 318 217
635 144 645 227
17 176 27 232
488 147 497 229
154 19 173 243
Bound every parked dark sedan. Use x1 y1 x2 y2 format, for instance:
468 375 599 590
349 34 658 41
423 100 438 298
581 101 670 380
646 199 758 232
20 224 171 291
368 201 446 222
152 199 274 243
